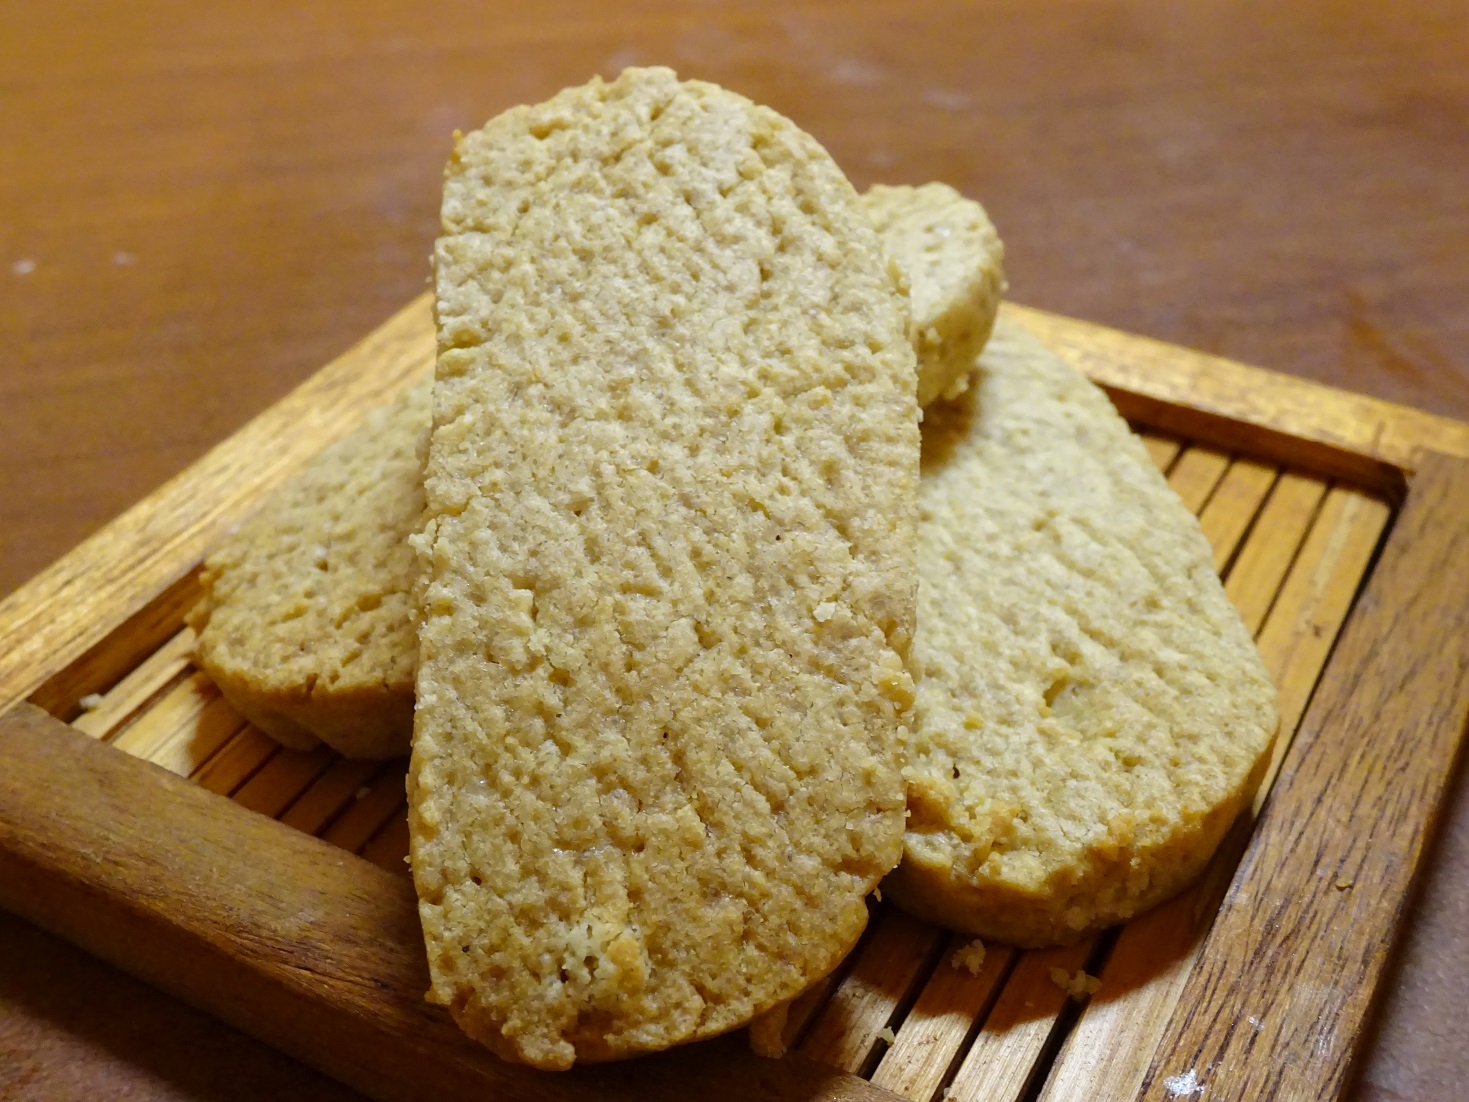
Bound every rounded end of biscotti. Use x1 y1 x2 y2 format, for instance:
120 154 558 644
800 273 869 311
861 182 1006 409
886 751 1268 948
198 661 414 759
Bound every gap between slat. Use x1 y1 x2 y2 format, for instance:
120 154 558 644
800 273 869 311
869 934 1019 1101
193 727 280 797
322 768 410 852
360 807 412 875
1166 445 1232 514
800 909 948 1076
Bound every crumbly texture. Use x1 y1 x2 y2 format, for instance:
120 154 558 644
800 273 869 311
886 316 1278 948
1050 967 1102 999
862 183 1005 407
187 381 430 759
410 67 918 1070
950 938 987 974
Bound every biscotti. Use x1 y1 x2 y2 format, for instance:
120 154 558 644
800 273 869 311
409 68 919 1069
862 182 1005 407
186 380 430 759
186 182 998 762
886 314 1278 947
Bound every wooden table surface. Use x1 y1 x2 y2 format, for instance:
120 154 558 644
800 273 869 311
2 2 1466 1098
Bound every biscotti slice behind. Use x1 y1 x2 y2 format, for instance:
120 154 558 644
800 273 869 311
187 380 430 759
410 67 919 1069
862 182 1006 406
889 315 1278 947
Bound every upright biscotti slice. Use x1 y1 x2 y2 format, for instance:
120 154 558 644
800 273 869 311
888 315 1277 947
187 380 430 759
410 67 919 1070
862 182 1006 406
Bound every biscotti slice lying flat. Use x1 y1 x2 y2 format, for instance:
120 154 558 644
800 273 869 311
186 380 430 759
888 314 1277 948
862 182 1006 407
410 67 919 1069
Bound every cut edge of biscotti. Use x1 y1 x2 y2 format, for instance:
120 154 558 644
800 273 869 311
408 66 918 1069
887 735 1275 947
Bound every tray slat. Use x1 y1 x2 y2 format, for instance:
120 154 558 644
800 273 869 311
361 812 413 876
70 626 196 738
802 909 946 1076
1198 457 1277 574
280 758 385 835
1009 304 1469 483
1222 472 1328 634
869 933 1013 1100
1161 444 1231 512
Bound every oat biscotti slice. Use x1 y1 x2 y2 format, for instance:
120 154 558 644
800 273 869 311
888 314 1277 947
862 182 1006 407
410 67 919 1069
187 380 430 759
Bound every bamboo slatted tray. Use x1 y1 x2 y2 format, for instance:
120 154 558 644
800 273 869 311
3 296 1469 1102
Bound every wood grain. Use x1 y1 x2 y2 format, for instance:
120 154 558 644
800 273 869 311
946 939 1097 1102
1222 473 1329 635
1161 445 1230 514
0 703 898 1102
1197 458 1278 574
27 568 204 722
110 675 246 777
1141 451 1469 1101
868 935 1015 1101
68 625 195 739
801 911 945 1076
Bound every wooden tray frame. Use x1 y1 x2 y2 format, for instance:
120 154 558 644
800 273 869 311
2 296 1468 1102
